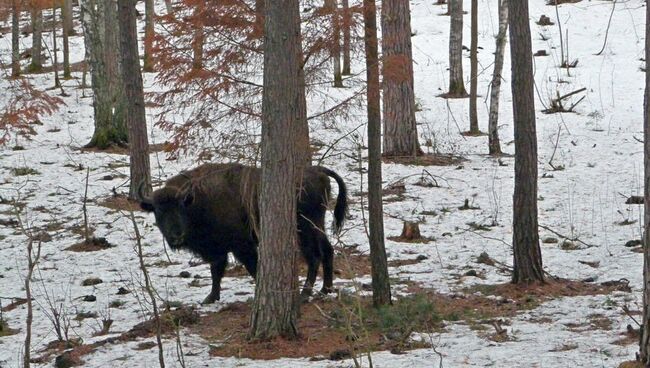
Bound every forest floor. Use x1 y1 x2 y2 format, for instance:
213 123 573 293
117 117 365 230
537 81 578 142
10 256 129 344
0 0 648 367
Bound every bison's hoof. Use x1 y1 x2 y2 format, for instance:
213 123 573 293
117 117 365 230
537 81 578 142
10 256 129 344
201 293 219 304
320 286 335 295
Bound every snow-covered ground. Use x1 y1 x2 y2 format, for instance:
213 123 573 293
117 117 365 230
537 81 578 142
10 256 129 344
0 0 647 366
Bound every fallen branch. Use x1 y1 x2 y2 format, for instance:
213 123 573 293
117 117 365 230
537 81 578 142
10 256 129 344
539 224 596 248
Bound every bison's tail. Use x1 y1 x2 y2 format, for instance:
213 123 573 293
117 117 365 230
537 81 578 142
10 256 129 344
316 166 348 234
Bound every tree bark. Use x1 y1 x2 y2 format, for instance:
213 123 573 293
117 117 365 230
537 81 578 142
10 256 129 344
509 0 544 284
341 0 351 75
192 0 204 70
11 0 20 78
81 0 128 148
63 0 72 79
164 0 173 14
249 0 302 340
143 0 154 72
447 0 466 97
488 0 507 155
468 0 479 133
325 0 343 87
52 4 61 88
118 0 152 199
640 0 650 363
363 0 391 307
29 8 43 72
63 0 74 34
381 0 422 157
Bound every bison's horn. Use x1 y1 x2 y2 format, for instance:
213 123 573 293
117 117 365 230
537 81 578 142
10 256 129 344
137 180 153 205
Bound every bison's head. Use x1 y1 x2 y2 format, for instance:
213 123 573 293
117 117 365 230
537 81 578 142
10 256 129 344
138 182 195 249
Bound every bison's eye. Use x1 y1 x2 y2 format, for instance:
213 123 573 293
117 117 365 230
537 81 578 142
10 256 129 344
182 192 194 207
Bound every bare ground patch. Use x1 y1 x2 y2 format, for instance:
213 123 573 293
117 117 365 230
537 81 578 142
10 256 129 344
77 142 173 155
96 194 143 212
383 153 465 166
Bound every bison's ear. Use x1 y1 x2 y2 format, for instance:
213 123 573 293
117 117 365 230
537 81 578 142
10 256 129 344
182 192 194 207
140 202 155 212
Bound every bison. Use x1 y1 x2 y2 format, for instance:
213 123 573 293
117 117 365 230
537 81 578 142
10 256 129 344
138 163 347 304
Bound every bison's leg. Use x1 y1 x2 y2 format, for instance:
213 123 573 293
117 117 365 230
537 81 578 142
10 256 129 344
232 242 258 280
319 234 335 294
202 254 228 304
299 230 322 298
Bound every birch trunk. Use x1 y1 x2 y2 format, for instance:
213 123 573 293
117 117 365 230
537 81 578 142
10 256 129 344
468 0 479 133
488 0 508 155
640 0 650 362
447 0 467 97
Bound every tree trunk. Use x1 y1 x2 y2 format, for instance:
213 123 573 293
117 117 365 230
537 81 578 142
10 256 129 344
118 0 152 199
468 0 479 134
11 0 20 78
164 0 173 15
29 9 43 72
52 4 61 88
487 0 507 155
363 0 391 307
249 0 302 340
381 0 422 157
509 0 544 284
341 0 351 75
447 0 466 97
63 0 74 34
143 0 154 72
63 0 72 79
640 0 650 363
81 0 128 148
254 0 264 35
326 0 343 87
192 0 204 70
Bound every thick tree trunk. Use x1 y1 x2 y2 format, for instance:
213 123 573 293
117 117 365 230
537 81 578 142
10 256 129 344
143 0 154 72
363 0 391 307
342 0 351 75
509 0 544 284
447 0 466 97
29 9 43 72
192 0 204 70
640 0 650 363
381 0 422 157
249 0 302 340
468 0 479 133
63 0 72 79
11 0 20 78
81 0 128 148
118 0 152 199
488 0 508 155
